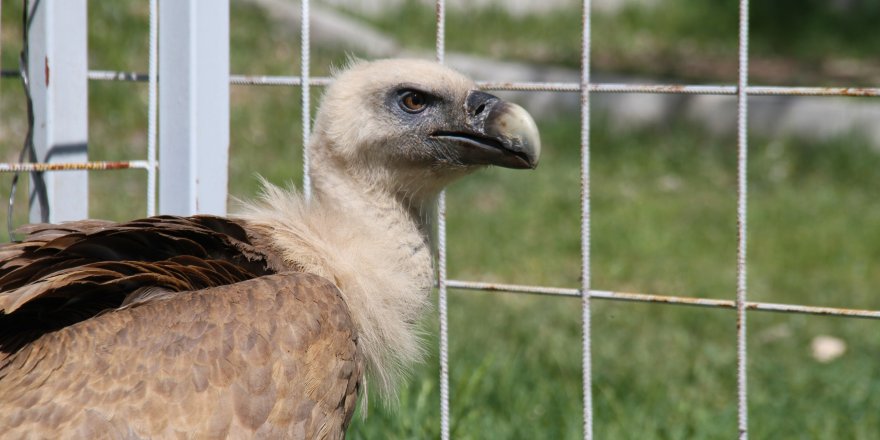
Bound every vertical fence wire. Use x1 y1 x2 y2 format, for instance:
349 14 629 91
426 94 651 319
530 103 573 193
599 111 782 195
434 1 450 439
300 0 311 199
580 1 594 439
735 0 751 438
146 0 158 216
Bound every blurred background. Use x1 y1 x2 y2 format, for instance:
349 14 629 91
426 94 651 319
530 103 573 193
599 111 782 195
2 0 880 438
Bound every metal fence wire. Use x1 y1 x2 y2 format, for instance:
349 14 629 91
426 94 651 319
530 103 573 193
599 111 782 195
2 1 880 439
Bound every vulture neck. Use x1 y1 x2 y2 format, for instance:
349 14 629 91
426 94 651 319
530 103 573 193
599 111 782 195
309 162 441 245
241 139 444 401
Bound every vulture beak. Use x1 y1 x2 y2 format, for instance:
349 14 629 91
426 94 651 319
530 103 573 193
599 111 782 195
433 90 541 169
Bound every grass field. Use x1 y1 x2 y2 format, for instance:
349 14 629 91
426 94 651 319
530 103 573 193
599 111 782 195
2 1 880 438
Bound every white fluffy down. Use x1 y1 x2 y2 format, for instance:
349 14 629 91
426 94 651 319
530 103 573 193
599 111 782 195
236 181 433 403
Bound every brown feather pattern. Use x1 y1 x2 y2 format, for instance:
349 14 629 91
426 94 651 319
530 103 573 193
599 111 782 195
0 273 362 438
0 216 277 365
0 216 363 438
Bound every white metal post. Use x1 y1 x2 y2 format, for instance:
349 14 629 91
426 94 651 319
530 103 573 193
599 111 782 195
146 0 159 216
27 0 89 223
158 0 230 216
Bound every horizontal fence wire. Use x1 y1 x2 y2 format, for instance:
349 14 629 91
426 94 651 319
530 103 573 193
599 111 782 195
5 70 880 96
445 280 880 320
0 161 152 172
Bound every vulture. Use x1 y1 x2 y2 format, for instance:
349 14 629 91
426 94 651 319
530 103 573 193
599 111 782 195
0 59 540 438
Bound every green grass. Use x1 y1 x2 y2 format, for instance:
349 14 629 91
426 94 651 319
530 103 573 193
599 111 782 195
3 1 880 438
361 0 880 84
348 116 880 439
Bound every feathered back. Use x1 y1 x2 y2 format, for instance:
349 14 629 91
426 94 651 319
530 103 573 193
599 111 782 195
0 216 277 364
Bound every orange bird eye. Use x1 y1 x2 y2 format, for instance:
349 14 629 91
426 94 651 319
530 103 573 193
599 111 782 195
400 91 428 113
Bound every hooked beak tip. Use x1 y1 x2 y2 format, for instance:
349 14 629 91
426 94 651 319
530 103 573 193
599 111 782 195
487 101 541 169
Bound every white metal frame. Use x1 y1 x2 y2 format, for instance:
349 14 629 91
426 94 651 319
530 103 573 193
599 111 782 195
2 1 880 438
25 0 89 223
158 0 230 216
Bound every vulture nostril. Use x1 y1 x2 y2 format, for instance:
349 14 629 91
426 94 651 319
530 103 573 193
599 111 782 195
474 104 486 116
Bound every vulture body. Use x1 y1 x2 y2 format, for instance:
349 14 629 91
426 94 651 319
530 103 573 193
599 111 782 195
0 59 539 438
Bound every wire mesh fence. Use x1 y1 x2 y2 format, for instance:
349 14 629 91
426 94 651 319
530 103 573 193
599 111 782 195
2 1 880 438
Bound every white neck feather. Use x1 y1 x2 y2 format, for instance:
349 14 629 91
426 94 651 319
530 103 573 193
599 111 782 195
235 164 436 403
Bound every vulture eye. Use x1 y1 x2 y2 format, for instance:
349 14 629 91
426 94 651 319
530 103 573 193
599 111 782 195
399 91 429 113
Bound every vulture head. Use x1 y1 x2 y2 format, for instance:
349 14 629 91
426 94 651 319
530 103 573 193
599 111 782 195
243 58 542 402
308 59 541 225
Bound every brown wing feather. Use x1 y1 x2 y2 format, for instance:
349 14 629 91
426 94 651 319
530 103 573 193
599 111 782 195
0 273 363 439
0 215 280 363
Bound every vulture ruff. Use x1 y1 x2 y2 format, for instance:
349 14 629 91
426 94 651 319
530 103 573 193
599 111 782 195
0 59 540 438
